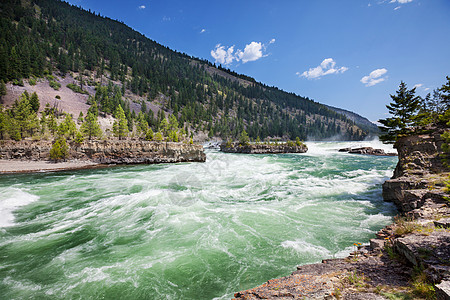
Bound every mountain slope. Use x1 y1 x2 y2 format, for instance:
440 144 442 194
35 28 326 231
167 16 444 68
326 105 379 134
0 0 377 141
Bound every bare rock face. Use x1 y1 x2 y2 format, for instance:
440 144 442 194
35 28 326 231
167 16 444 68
0 140 206 164
220 142 308 154
382 128 449 212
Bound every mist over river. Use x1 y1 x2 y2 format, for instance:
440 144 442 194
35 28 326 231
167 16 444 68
0 141 397 299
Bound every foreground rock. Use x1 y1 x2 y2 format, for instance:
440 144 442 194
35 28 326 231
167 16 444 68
220 142 308 154
235 127 450 299
338 147 397 156
0 140 206 172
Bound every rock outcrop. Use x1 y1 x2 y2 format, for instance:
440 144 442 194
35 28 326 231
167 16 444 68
382 128 449 212
0 140 206 164
338 147 396 156
220 143 308 154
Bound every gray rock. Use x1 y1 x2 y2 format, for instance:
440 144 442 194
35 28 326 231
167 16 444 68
370 239 385 250
435 218 450 229
436 280 450 300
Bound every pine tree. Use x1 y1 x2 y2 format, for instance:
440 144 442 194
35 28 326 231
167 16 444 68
239 129 250 145
0 105 6 140
58 113 77 139
0 80 6 102
155 131 163 142
146 128 154 141
438 76 450 110
136 112 149 138
10 92 39 139
113 105 128 140
47 113 58 135
81 112 102 140
378 82 421 144
29 92 40 113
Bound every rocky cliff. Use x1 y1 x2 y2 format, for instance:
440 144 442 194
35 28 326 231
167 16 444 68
0 140 206 164
220 143 308 154
382 128 449 212
234 128 450 299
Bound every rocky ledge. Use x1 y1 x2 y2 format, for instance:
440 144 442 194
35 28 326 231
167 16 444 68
220 143 308 154
235 128 450 299
338 147 397 156
0 140 206 166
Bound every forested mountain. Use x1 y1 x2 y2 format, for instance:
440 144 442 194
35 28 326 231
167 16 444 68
0 0 376 141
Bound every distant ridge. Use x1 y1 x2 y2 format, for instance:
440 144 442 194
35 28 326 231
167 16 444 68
326 105 379 134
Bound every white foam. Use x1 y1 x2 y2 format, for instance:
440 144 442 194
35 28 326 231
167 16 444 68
0 188 39 227
281 239 331 257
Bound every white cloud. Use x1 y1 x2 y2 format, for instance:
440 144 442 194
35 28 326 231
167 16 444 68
210 44 236 65
210 40 274 65
360 68 388 87
138 5 146 9
299 58 348 80
236 42 263 63
394 6 401 10
390 0 413 3
413 83 423 89
200 29 206 34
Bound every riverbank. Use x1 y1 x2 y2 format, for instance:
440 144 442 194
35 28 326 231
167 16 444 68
0 140 206 174
234 129 450 299
0 160 102 174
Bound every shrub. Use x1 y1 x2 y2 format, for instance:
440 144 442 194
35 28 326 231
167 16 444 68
49 80 61 90
29 78 37 86
145 128 154 141
154 132 163 142
50 137 69 161
67 83 89 94
12 79 24 86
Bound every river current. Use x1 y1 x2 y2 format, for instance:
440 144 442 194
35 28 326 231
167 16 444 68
0 141 397 299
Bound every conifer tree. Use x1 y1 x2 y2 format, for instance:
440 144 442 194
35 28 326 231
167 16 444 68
81 112 102 140
146 128 154 141
0 105 6 140
0 80 6 101
113 105 128 140
136 112 149 138
239 129 250 145
29 92 40 113
438 76 450 110
155 131 163 142
378 82 421 144
58 114 77 139
47 113 58 135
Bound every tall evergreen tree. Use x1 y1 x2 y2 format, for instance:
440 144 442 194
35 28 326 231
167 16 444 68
378 81 421 144
29 92 40 113
113 105 128 140
81 112 102 140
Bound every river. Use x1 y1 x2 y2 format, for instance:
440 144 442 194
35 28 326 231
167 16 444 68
0 141 397 299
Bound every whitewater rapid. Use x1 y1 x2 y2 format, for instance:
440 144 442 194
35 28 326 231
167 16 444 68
0 141 397 299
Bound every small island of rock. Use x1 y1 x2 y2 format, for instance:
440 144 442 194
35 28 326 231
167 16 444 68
220 141 308 154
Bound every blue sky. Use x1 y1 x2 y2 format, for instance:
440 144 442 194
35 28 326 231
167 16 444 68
67 0 450 122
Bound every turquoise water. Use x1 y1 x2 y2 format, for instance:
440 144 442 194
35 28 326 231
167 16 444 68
0 141 397 299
